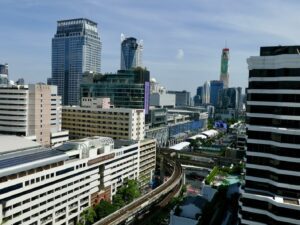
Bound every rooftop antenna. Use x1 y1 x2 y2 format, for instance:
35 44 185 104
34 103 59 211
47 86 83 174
225 40 227 48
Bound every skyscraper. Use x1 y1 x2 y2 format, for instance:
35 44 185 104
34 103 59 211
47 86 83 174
220 48 229 88
239 46 300 224
120 34 143 70
210 80 223 107
0 63 8 76
218 87 242 110
51 18 101 105
194 86 203 106
202 81 210 104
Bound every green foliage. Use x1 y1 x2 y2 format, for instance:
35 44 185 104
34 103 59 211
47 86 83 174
113 193 126 208
205 166 219 185
79 179 141 225
94 200 117 221
79 207 96 225
114 179 140 204
207 118 214 129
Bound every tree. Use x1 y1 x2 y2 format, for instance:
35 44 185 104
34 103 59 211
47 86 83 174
113 193 125 209
79 207 96 225
95 200 117 220
115 179 140 204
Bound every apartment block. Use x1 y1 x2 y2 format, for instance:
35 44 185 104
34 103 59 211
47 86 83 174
62 107 145 141
0 84 68 146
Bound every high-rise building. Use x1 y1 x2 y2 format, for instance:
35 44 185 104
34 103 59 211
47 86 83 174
239 46 300 225
167 90 191 106
62 106 145 141
220 48 229 88
0 63 8 76
193 86 203 106
202 81 210 104
0 83 68 146
218 87 242 110
80 68 150 114
51 18 102 106
209 80 223 107
120 34 143 70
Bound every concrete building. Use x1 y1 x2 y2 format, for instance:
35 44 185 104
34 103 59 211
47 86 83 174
0 135 155 225
138 139 156 188
0 84 68 146
149 78 176 108
51 18 102 105
167 90 191 107
81 97 112 109
150 91 176 108
120 35 143 70
220 48 229 88
81 68 150 114
62 106 145 141
239 45 300 225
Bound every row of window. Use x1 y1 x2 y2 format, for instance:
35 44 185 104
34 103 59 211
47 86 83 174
247 105 300 116
0 161 64 184
245 180 299 199
241 197 300 220
3 175 92 217
249 81 300 89
247 168 300 185
248 93 300 102
248 130 300 144
247 143 300 158
247 117 300 129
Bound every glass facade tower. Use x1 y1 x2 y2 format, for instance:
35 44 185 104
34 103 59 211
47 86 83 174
81 69 150 114
120 35 143 70
51 18 101 105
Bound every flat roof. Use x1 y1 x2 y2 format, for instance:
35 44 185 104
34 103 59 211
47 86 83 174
170 142 190 151
0 135 41 155
0 148 68 177
114 139 138 149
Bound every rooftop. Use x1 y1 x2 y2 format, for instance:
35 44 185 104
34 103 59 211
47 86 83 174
114 139 138 149
0 135 40 155
0 148 68 177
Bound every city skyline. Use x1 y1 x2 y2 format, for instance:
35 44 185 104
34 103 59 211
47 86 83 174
0 0 299 94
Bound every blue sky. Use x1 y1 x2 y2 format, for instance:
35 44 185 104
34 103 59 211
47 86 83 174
0 0 299 95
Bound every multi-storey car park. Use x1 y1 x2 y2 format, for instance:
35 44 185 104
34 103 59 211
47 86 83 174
0 135 156 225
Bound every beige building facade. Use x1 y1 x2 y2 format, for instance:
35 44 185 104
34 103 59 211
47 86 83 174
62 107 145 141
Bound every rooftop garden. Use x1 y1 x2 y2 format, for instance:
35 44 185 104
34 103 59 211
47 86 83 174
204 163 243 186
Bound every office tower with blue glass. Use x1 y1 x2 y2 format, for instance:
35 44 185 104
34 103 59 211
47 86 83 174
120 34 143 70
51 18 101 105
209 80 223 107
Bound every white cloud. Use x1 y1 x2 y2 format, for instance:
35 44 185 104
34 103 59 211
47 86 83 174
176 49 184 60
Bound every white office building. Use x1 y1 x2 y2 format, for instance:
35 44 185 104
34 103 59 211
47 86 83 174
0 135 156 225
